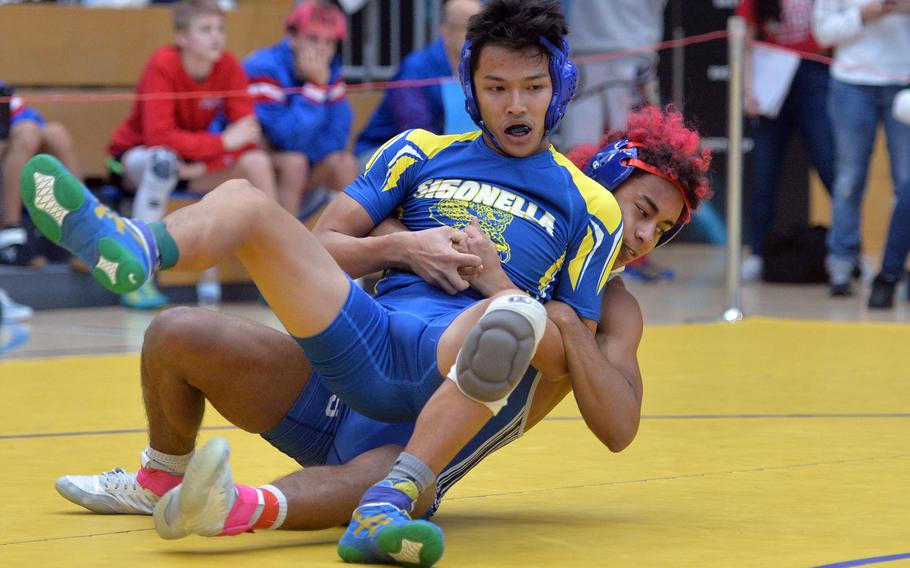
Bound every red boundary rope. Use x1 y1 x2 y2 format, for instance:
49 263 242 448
2 28 906 106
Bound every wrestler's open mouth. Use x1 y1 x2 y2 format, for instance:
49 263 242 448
505 124 531 137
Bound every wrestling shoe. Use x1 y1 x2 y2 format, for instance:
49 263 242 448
55 466 182 515
0 289 33 324
155 436 245 539
20 154 157 294
121 280 169 310
623 256 674 282
338 480 445 568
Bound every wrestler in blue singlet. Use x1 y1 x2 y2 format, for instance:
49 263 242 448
294 128 623 423
262 366 542 519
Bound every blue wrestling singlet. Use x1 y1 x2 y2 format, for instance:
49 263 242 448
352 129 623 320
295 129 623 423
261 365 543 518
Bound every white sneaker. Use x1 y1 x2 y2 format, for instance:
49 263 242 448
154 437 236 540
741 254 763 281
0 289 33 323
55 468 160 514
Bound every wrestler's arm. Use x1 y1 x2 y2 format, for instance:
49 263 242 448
314 195 481 293
312 194 415 278
371 218 633 442
547 278 643 452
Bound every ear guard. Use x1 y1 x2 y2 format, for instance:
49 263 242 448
583 139 690 248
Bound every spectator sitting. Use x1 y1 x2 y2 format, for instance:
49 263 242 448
243 0 358 219
1 83 82 268
107 0 275 309
353 0 482 166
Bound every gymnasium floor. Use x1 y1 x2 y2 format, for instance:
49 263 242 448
2 244 909 567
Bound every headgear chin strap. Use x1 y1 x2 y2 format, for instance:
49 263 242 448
583 139 691 248
459 36 577 142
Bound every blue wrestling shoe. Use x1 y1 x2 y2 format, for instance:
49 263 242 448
338 481 444 568
20 154 157 294
121 280 169 310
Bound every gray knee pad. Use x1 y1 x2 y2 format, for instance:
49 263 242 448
449 294 547 415
146 147 178 186
133 147 179 223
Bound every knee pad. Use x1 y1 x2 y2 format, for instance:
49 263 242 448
145 147 178 189
132 147 179 223
448 294 547 415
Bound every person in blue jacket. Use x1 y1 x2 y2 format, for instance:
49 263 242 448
353 0 482 166
244 0 358 217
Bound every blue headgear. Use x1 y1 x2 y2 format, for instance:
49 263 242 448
459 36 577 138
583 139 688 249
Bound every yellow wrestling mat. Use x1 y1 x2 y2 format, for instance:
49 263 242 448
2 317 909 567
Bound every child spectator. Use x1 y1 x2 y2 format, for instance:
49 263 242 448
108 0 275 309
1 82 82 268
243 0 357 218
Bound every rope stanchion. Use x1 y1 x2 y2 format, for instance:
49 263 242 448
723 16 746 323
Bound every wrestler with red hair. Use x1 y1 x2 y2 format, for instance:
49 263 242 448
132 108 714 563
567 105 712 277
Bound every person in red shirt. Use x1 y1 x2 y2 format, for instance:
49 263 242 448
736 0 835 282
108 0 276 308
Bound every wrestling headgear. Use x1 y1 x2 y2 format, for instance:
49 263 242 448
584 139 692 248
459 36 577 135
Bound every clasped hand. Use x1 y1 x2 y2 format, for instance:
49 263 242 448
407 218 512 296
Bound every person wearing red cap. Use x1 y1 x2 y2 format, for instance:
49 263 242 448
243 0 358 219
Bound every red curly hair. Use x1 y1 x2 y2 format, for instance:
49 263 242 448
565 106 713 211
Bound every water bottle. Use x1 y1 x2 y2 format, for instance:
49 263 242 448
196 267 221 309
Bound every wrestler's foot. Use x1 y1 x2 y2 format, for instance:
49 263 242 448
154 436 285 539
338 481 444 568
55 466 182 515
154 437 235 539
20 154 157 294
121 280 169 310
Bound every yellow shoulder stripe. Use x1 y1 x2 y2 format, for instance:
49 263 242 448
549 148 623 233
383 155 418 192
364 130 409 172
406 129 482 160
598 238 622 293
